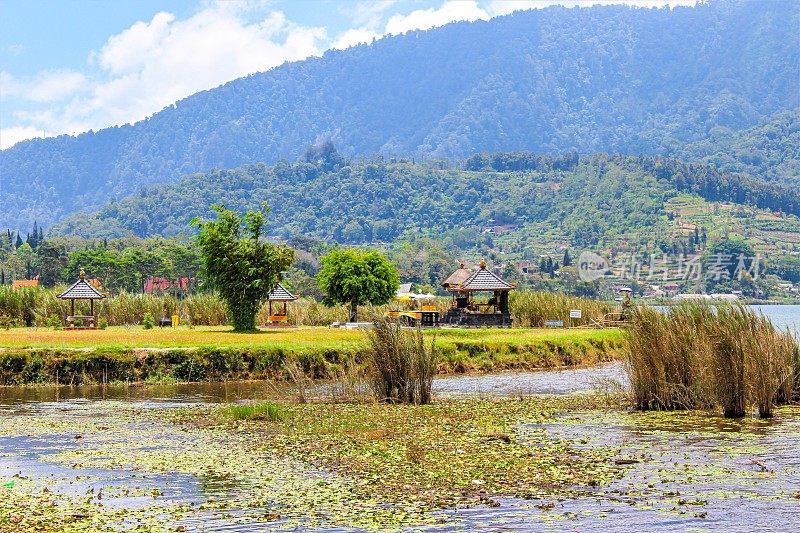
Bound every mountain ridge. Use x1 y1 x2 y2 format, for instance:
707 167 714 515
2 0 798 230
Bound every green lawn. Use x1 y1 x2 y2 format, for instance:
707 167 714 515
0 325 623 351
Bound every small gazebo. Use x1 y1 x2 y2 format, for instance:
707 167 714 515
442 259 516 327
57 270 105 329
265 282 297 326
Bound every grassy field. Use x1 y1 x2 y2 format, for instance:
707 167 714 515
0 326 625 385
0 324 619 348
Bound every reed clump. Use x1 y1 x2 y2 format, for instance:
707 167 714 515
510 291 613 328
0 286 228 326
626 303 797 418
366 318 438 404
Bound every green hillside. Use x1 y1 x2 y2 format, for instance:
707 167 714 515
2 0 798 230
676 109 800 184
51 151 800 256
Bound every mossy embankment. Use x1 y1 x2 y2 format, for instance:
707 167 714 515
0 326 624 385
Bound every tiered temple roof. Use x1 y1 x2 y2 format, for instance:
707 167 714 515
267 282 297 301
443 260 515 292
57 273 105 300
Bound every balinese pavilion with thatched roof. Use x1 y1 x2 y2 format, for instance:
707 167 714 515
264 282 297 326
442 259 515 327
57 270 105 329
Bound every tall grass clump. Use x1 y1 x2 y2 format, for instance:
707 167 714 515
221 402 287 421
626 305 716 411
626 303 798 418
366 318 438 404
510 291 613 328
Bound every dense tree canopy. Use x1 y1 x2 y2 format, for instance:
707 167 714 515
317 249 399 322
50 153 800 250
193 205 294 331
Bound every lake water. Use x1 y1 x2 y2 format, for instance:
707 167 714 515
751 304 799 334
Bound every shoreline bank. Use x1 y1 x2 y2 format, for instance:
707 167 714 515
0 326 624 386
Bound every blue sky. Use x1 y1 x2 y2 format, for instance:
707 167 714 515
0 0 695 148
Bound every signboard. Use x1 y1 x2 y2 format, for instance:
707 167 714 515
569 309 582 319
545 320 564 327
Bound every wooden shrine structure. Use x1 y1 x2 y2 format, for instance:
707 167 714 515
442 259 515 327
265 282 297 326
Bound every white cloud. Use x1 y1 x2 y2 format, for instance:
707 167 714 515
332 28 383 50
2 3 326 148
385 1 489 35
350 1 399 29
332 1 490 51
93 12 176 75
83 7 325 128
1 69 87 102
0 126 44 149
489 0 698 17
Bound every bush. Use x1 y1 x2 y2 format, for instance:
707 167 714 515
98 318 108 330
366 318 438 404
143 313 155 329
45 315 64 329
0 313 21 330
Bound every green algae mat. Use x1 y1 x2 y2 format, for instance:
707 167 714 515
2 395 799 532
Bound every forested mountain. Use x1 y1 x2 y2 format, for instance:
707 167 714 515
2 0 798 230
51 151 800 254
676 109 800 184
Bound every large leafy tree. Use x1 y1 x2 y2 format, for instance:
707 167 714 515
317 249 399 322
193 204 294 331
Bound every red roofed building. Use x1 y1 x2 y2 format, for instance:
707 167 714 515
12 279 39 289
144 277 194 297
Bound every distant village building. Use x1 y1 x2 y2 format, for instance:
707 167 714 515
396 283 413 297
663 282 680 295
12 278 39 289
514 261 532 274
673 293 739 302
483 224 518 235
144 277 194 297
675 294 708 301
710 293 739 302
